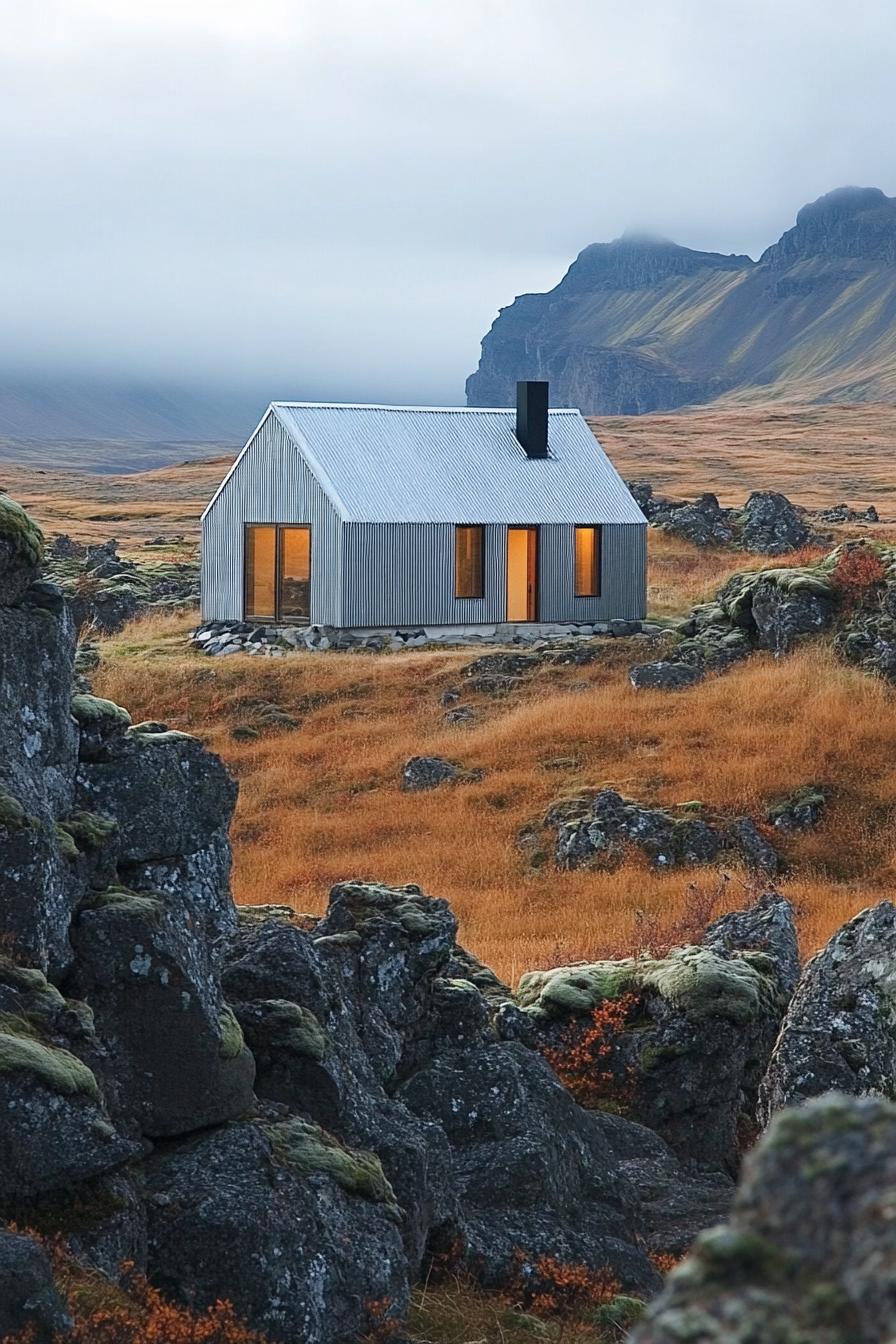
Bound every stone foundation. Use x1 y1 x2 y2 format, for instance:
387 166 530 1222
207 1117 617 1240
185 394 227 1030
191 617 657 656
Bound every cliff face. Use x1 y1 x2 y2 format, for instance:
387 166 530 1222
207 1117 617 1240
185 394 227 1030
466 187 896 413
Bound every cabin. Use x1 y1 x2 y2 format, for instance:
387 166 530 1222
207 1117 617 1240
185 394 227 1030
200 381 647 636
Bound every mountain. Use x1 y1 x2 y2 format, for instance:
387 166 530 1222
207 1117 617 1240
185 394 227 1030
0 378 264 440
466 187 896 413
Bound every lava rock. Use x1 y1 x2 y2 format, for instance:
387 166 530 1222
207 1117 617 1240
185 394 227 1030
629 660 705 691
737 490 809 554
632 1094 896 1344
0 1228 72 1342
401 755 471 790
145 1115 409 1344
759 901 896 1122
0 495 44 604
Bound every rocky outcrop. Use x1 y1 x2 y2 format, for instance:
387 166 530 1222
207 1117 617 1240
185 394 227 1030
632 1093 896 1344
631 485 810 555
514 894 797 1173
43 538 199 635
629 542 896 689
467 186 896 412
537 788 782 875
759 901 896 1123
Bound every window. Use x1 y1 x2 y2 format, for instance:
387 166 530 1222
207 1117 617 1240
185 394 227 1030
455 525 484 598
245 525 311 621
574 526 601 597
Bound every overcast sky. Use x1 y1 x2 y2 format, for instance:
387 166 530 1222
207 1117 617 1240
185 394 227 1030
2 0 895 404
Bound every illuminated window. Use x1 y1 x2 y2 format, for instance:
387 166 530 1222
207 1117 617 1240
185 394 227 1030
245 525 311 621
574 526 601 597
455 526 484 598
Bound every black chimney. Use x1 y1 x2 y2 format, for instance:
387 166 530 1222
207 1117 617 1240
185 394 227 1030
516 380 549 459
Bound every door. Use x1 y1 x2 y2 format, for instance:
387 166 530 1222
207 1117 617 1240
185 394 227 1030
506 527 538 621
244 525 311 622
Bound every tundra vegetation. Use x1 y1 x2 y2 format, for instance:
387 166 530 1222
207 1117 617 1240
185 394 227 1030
4 408 896 1341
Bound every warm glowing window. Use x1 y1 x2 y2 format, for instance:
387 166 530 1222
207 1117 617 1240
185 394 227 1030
245 525 311 621
455 526 484 598
245 525 277 619
574 526 601 597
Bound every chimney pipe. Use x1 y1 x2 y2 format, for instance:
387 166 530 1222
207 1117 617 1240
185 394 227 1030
516 380 549 459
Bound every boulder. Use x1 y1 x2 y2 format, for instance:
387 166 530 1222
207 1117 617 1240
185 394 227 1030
398 1039 660 1292
76 726 237 866
759 901 896 1123
0 959 136 1200
401 755 476 790
632 1094 896 1344
750 573 836 653
737 490 808 554
629 660 705 691
659 493 735 547
67 885 255 1137
702 890 801 997
766 785 826 833
515 919 793 1173
145 1115 409 1344
223 907 458 1268
727 816 780 875
0 1227 72 1342
0 494 44 604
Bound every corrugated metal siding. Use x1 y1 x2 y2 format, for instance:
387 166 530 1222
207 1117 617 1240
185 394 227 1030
339 521 646 627
201 411 342 624
538 524 647 623
341 523 506 627
270 403 645 525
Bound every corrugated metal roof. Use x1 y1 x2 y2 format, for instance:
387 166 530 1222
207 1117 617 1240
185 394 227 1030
238 402 645 525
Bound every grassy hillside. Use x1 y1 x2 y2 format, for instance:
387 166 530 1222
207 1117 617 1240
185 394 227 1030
92 545 896 984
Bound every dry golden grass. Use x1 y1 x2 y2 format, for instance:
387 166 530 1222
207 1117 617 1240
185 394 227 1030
95 607 896 984
6 400 896 559
592 401 896 512
18 398 896 982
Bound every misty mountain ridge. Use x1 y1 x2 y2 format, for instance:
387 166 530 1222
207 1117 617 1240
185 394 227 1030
467 186 896 414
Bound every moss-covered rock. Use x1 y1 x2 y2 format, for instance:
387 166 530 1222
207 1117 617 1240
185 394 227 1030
0 495 44 604
0 1015 100 1100
71 694 132 760
517 945 779 1027
263 1115 399 1213
631 1095 896 1344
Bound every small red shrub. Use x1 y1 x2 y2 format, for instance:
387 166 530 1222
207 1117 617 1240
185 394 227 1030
510 1250 621 1317
540 993 638 1111
830 545 887 609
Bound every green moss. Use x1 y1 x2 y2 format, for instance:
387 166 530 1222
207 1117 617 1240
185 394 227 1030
332 880 446 940
217 1004 246 1060
57 811 117 853
0 1015 100 1101
517 945 779 1025
312 930 362 950
81 886 164 922
591 1296 645 1329
675 1226 785 1291
127 726 195 745
0 790 33 832
54 823 80 862
263 1116 398 1212
70 694 132 731
257 999 328 1060
0 495 44 566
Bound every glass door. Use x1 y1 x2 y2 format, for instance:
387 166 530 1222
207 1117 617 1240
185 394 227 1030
506 527 538 621
244 525 277 620
279 526 311 621
244 525 311 622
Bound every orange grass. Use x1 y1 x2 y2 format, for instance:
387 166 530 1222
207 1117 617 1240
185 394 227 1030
94 611 896 984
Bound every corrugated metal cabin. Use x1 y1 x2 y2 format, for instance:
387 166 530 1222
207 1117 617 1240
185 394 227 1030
200 381 647 634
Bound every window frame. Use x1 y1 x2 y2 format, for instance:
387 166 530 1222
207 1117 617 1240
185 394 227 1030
573 525 602 598
454 524 486 600
243 522 312 623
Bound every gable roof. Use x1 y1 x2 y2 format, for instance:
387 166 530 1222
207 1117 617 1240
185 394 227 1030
207 402 646 525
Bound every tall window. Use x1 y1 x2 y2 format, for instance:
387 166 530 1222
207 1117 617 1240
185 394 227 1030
574 526 601 597
245 525 311 621
455 525 484 598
